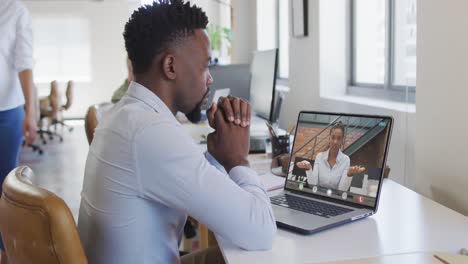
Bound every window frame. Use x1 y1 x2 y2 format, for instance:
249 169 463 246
277 0 289 81
348 0 416 103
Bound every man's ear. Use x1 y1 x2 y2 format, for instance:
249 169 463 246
162 54 176 80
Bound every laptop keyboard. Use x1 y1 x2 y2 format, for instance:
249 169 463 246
270 194 353 218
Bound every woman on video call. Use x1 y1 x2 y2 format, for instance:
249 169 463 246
296 122 365 191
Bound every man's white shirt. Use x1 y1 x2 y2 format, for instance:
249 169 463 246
77 82 276 264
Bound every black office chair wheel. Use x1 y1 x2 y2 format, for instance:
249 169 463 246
49 135 53 140
68 127 74 132
38 149 43 155
42 139 47 144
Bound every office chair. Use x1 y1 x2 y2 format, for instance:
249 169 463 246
84 102 113 144
63 81 73 111
0 166 87 263
52 80 74 133
38 81 63 143
23 141 44 155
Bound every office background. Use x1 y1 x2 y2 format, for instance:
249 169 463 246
20 0 468 218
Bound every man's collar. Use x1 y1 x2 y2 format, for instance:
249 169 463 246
126 81 177 122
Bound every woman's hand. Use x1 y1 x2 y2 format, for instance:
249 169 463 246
348 165 366 176
296 160 312 170
23 113 37 146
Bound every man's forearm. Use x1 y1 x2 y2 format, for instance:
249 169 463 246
225 166 276 250
18 69 36 116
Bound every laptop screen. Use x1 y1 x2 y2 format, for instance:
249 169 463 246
285 111 393 208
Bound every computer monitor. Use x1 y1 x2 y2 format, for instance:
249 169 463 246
249 49 278 122
208 64 250 100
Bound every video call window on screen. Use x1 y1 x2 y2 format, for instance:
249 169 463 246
286 113 391 207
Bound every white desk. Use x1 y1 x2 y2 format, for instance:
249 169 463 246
182 119 468 263
217 179 468 264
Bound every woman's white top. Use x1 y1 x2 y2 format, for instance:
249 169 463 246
306 149 352 191
0 0 33 111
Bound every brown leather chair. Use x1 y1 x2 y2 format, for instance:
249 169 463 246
53 80 75 133
84 103 113 144
38 81 63 143
84 105 98 144
0 167 87 263
62 81 74 111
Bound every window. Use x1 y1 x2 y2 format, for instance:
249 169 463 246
256 0 289 79
350 0 416 102
278 0 289 79
33 17 91 83
141 0 232 63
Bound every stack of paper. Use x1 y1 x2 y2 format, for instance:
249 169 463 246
260 172 285 192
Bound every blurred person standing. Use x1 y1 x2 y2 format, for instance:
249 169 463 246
0 0 37 262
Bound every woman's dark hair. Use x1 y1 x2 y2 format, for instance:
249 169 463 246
123 0 209 74
330 121 346 136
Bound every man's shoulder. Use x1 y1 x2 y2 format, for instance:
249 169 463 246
101 98 178 140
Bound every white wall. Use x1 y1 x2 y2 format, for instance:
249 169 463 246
25 0 130 118
279 0 416 187
416 0 468 215
319 0 347 98
231 0 257 64
279 0 320 124
26 0 228 118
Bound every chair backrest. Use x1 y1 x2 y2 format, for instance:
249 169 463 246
84 105 98 145
63 81 74 110
40 81 60 120
84 103 113 145
0 167 87 264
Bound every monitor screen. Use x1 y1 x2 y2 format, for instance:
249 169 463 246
249 49 278 121
285 112 392 208
208 64 250 100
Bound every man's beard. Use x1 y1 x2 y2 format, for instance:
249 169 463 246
186 88 210 123
186 105 202 123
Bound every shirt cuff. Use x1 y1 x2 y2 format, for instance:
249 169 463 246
204 152 227 175
15 58 34 72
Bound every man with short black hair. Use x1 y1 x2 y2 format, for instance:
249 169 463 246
77 1 276 263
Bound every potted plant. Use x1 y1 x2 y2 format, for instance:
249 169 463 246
207 24 232 64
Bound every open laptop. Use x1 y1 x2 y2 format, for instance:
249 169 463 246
270 111 393 234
